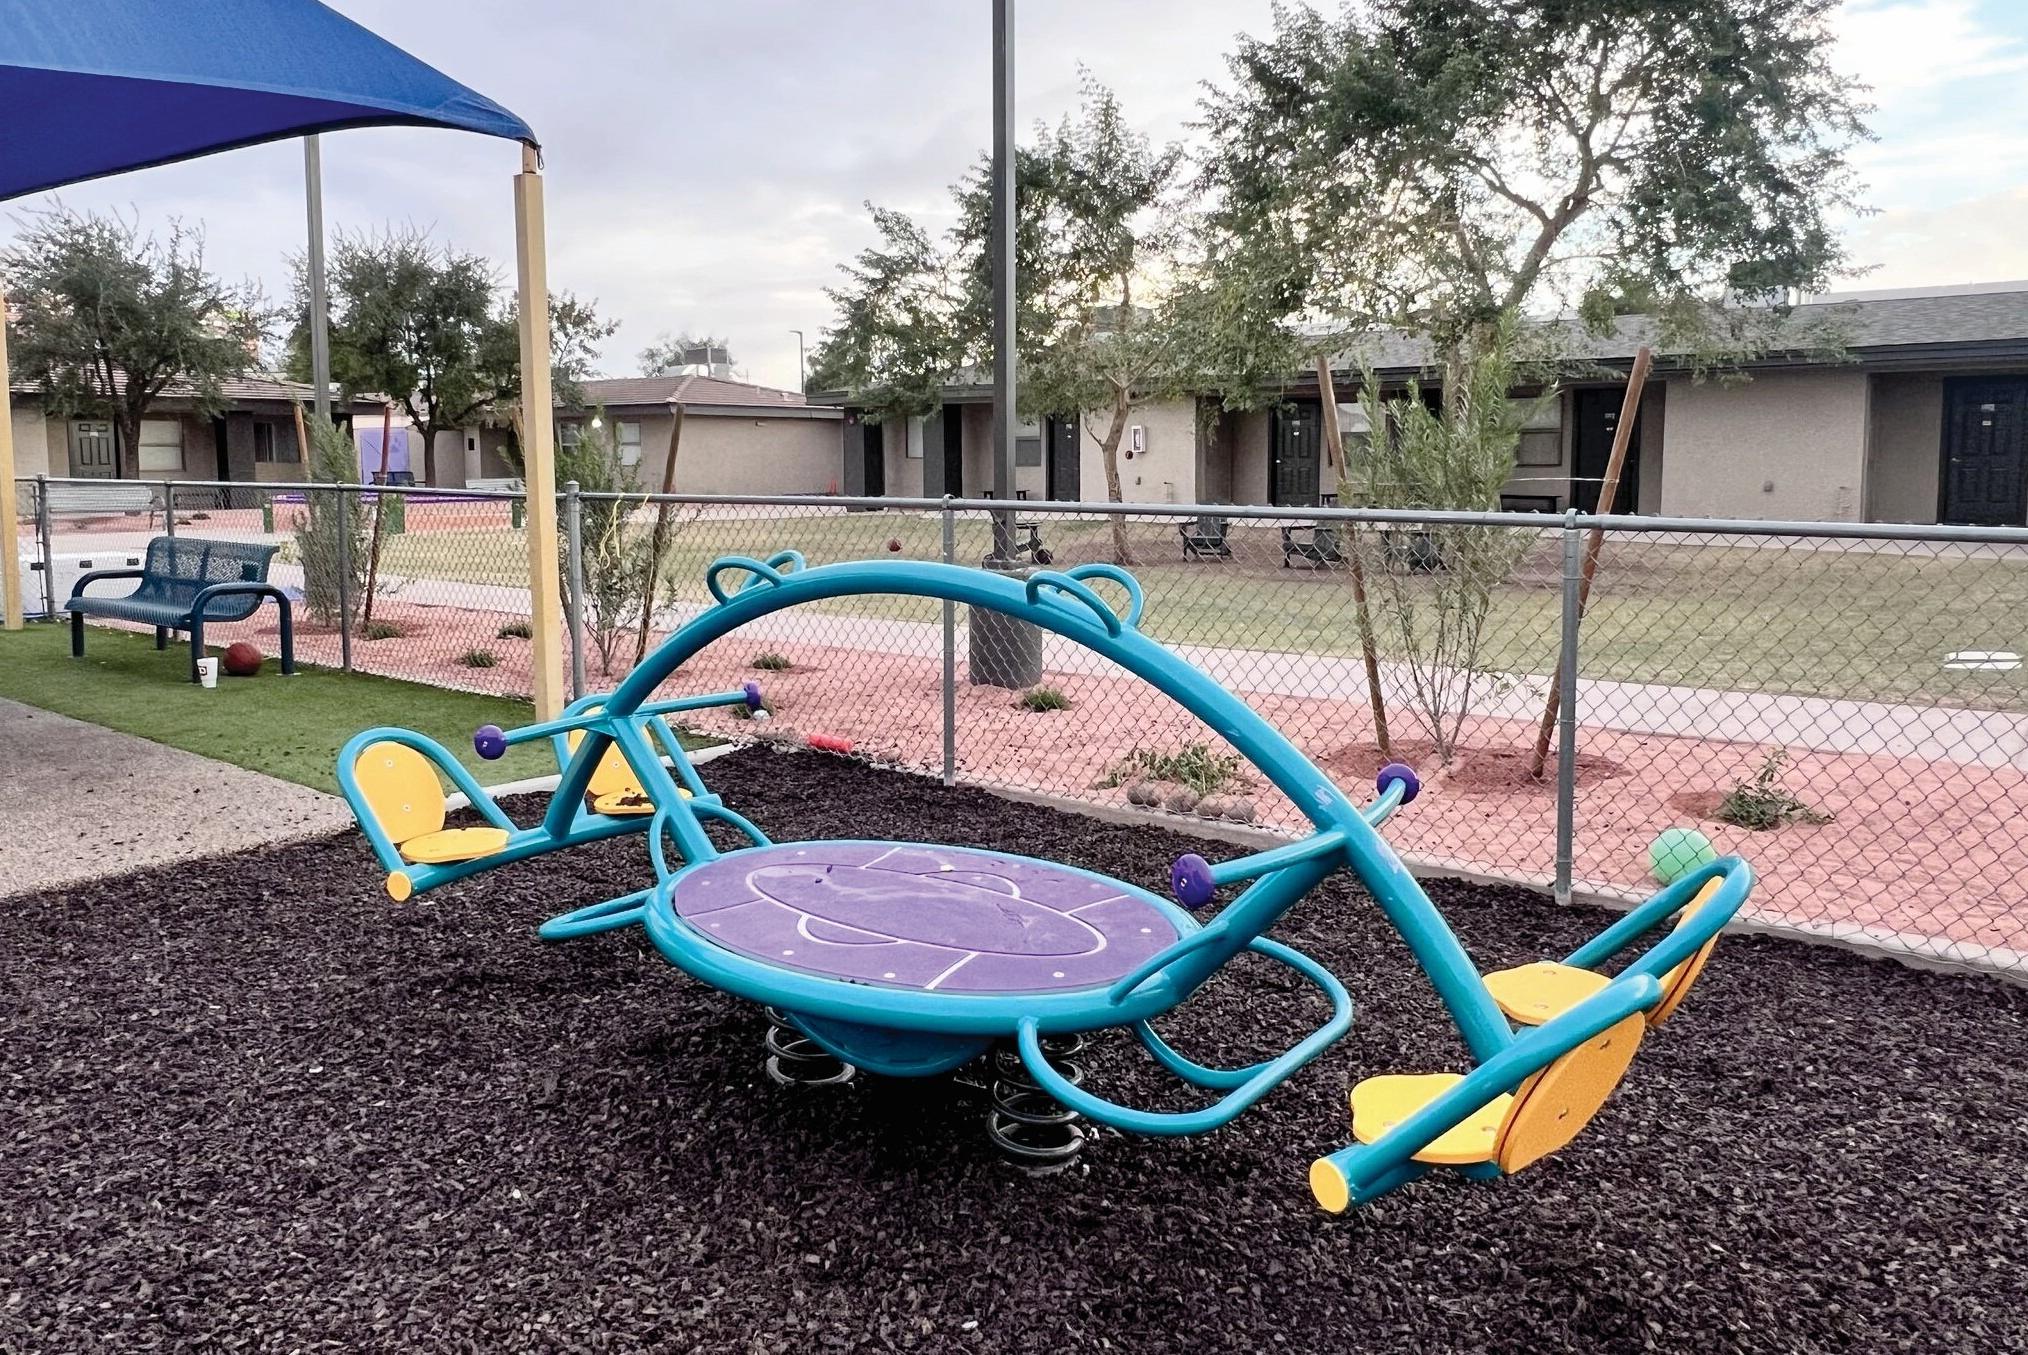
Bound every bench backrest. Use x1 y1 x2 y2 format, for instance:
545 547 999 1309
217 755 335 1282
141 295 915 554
135 537 280 622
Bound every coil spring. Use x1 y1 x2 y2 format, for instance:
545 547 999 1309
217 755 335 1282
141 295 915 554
762 1007 856 1087
985 1034 1087 1173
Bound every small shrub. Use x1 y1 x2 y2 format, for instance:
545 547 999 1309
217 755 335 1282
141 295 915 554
1018 685 1071 712
362 619 407 641
496 620 533 640
459 648 499 669
751 651 793 671
1099 742 1245 796
1715 748 1831 830
189 511 211 521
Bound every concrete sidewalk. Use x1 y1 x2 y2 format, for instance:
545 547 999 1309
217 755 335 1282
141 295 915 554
0 698 353 898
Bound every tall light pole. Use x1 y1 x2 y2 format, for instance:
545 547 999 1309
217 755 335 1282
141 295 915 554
789 328 805 391
988 0 1017 561
304 135 333 426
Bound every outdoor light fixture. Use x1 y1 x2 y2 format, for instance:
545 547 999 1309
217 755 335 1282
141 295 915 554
590 416 603 430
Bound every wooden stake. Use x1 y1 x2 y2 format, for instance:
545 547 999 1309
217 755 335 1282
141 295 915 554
361 404 393 626
1528 345 1653 779
516 143 566 721
1316 356 1391 757
634 402 685 664
0 276 22 630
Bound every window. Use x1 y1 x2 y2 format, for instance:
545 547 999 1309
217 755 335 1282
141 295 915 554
617 421 642 467
1512 394 1563 468
1015 436 1042 468
559 421 583 450
253 421 299 463
137 419 182 472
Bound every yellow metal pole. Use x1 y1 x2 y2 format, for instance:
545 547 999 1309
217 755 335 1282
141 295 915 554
0 275 23 630
514 144 564 720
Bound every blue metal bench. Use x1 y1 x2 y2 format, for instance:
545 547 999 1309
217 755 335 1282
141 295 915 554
66 536 295 682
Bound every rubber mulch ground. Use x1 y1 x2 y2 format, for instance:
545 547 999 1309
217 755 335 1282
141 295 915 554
5 747 2025 1353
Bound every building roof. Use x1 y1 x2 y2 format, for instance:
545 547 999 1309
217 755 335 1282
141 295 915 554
10 370 380 409
576 374 840 419
1340 287 2028 377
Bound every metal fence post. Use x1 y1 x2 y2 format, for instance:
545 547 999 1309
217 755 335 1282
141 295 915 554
34 474 54 621
1554 509 1582 907
161 480 176 537
941 495 957 786
563 480 586 700
333 485 354 672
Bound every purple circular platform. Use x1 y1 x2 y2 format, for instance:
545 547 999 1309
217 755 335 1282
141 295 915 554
672 842 1183 994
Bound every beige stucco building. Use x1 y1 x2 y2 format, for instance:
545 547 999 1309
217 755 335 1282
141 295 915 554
824 286 2028 527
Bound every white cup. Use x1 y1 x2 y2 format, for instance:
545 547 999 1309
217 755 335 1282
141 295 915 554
197 657 219 689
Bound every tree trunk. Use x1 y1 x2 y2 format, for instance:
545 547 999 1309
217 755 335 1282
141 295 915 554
1315 358 1390 758
116 412 142 482
1097 389 1136 566
634 403 685 665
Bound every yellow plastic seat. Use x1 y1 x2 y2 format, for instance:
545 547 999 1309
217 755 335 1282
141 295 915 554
399 826 511 864
569 715 691 816
1485 962 1610 1025
1485 880 1725 1028
352 741 507 895
1343 1013 1647 1175
1351 1074 1513 1165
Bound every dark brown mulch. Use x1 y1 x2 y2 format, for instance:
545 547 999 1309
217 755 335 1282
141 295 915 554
4 748 2024 1354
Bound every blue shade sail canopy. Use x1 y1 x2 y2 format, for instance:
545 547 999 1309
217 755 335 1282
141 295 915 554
0 0 535 202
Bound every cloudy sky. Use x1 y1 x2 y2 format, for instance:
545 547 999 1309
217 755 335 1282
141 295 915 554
8 0 2026 392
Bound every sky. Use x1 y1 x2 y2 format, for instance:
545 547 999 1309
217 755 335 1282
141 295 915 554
7 0 2028 393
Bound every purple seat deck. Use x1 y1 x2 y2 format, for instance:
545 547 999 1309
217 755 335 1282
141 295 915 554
671 842 1183 994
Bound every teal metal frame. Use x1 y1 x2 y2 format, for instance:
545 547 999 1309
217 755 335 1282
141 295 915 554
334 549 1756 1198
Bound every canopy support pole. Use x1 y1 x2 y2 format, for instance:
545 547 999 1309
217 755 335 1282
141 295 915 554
514 144 564 720
0 274 21 630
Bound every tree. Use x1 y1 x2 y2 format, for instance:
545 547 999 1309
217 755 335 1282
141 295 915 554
2 206 268 477
287 227 613 481
1196 0 1870 378
291 406 370 627
809 78 1198 560
555 413 658 678
639 332 734 377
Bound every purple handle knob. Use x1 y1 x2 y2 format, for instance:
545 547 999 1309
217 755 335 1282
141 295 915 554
1376 762 1420 804
474 724 507 761
1171 853 1216 909
742 681 764 711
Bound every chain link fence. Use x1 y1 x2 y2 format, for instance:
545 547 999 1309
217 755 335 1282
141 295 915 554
15 475 2028 974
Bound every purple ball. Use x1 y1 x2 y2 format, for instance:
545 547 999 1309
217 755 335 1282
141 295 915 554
1376 761 1420 803
1171 853 1216 909
742 681 764 711
474 724 507 760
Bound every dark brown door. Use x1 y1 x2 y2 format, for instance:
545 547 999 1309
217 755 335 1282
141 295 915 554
1046 414 1079 501
1941 378 2028 526
67 420 118 478
862 421 885 498
1572 389 1640 514
1271 402 1322 506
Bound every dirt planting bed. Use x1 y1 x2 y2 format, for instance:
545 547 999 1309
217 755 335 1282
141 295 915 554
4 749 2024 1352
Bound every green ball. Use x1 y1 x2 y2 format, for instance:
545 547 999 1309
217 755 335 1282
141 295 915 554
1648 828 1717 885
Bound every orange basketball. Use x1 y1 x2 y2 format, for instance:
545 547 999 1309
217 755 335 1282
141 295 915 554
222 641 264 677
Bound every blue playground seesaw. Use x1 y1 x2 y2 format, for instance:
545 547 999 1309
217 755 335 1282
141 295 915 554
337 550 1754 1209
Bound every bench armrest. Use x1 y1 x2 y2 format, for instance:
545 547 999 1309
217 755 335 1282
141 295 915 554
189 580 284 613
67 568 146 600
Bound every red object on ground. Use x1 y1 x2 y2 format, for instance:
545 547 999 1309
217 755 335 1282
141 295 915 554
887 538 903 552
222 641 264 677
807 733 856 754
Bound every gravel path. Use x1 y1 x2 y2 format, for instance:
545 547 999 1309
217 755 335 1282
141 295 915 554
4 748 2024 1353
0 697 350 898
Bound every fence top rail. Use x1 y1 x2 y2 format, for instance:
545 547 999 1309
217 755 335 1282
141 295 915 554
20 475 2028 546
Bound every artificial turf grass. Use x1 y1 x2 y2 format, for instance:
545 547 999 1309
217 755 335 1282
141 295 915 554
0 621 555 794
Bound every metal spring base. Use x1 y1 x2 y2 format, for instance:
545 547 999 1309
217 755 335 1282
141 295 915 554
984 1034 1086 1174
762 1008 856 1087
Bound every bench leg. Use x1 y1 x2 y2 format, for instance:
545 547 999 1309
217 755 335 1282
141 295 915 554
276 597 296 677
154 626 168 650
189 616 204 684
70 610 84 658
